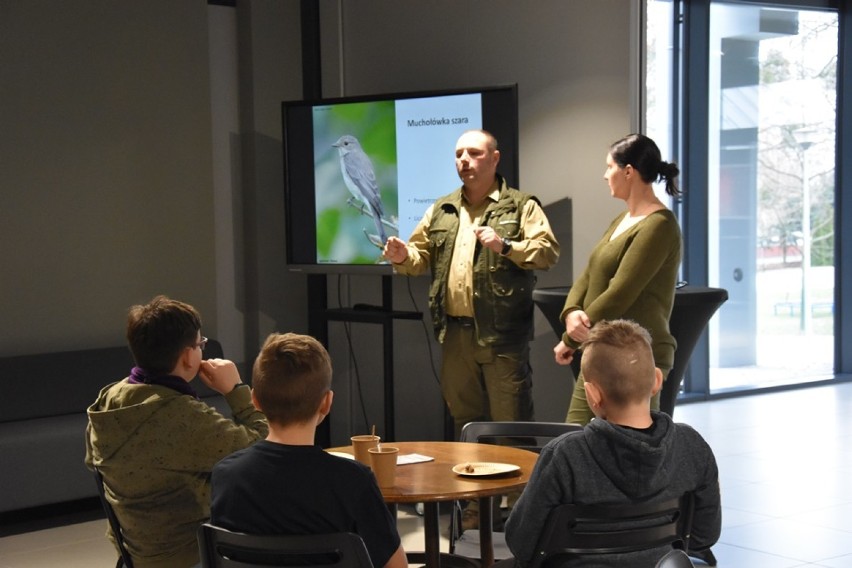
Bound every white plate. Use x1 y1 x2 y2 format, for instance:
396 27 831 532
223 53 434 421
327 451 355 460
452 462 520 477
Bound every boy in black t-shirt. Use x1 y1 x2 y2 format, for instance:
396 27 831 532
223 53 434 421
211 333 408 568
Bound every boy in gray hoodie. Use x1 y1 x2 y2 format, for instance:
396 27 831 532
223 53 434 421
505 319 720 567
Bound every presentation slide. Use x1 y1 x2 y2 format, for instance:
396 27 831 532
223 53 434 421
310 93 482 265
395 93 482 238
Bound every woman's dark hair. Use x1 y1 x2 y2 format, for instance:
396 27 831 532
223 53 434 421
609 133 681 197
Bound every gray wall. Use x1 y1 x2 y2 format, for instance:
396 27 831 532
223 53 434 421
1 0 634 445
232 0 306 361
1 0 217 354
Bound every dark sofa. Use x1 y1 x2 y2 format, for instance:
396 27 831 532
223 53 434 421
0 342 226 514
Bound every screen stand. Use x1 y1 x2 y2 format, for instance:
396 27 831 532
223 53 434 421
323 275 421 442
307 274 331 447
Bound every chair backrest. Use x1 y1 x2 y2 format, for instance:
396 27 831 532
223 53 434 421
528 493 695 568
197 523 375 568
459 421 583 453
655 549 696 568
92 467 135 568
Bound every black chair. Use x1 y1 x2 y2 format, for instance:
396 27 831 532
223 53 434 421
459 421 583 452
656 549 696 568
207 338 225 358
197 523 374 568
451 421 584 556
92 467 134 568
688 548 718 566
527 493 695 568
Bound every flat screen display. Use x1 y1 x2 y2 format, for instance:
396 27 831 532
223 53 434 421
282 84 518 273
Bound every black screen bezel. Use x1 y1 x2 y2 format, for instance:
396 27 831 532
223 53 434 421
282 84 519 274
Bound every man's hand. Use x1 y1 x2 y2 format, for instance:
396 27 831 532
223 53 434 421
198 359 242 395
553 342 575 366
472 226 503 253
383 236 409 264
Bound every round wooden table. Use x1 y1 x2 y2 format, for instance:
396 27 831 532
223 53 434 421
328 440 539 568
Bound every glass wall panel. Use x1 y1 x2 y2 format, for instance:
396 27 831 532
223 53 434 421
646 0 838 394
707 3 836 391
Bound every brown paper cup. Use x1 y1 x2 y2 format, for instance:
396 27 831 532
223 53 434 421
368 446 399 487
350 435 381 465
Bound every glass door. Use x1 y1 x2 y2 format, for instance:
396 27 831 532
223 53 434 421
645 0 840 396
706 3 837 391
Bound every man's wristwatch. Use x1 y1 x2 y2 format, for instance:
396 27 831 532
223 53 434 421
500 237 512 256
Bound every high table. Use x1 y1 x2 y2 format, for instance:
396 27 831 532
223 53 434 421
531 285 728 416
328 440 539 568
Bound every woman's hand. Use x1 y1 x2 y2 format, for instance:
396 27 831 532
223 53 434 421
553 341 575 366
565 310 592 343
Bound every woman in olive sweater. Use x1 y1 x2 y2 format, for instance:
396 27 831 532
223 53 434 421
554 134 682 424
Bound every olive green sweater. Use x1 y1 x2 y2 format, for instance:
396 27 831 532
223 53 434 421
561 209 682 371
86 380 268 568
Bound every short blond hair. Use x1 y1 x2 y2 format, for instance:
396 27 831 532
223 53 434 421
251 333 332 425
580 319 656 405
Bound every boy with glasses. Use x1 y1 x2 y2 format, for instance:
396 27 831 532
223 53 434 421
86 295 268 568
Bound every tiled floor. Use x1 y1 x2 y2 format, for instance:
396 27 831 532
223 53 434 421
2 381 851 567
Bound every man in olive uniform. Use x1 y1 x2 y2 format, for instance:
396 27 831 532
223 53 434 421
384 129 559 530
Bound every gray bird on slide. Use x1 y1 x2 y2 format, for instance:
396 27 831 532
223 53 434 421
333 134 388 245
